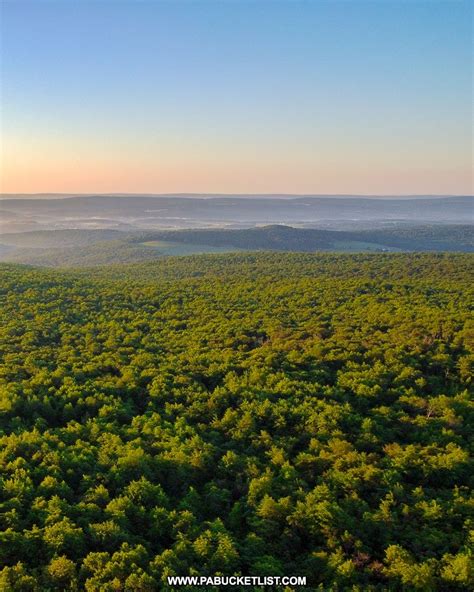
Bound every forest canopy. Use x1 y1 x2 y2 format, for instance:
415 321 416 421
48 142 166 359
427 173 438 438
0 252 473 591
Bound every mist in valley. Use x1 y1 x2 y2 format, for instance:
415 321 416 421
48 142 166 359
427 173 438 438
0 195 472 267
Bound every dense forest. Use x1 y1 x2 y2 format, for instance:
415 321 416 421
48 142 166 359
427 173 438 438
0 253 473 590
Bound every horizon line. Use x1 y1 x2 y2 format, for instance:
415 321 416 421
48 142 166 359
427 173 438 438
1 192 473 199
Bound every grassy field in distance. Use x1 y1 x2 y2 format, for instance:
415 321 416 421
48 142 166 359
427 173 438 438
140 240 246 255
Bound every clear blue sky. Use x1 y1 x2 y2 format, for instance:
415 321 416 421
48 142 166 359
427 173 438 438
1 0 472 194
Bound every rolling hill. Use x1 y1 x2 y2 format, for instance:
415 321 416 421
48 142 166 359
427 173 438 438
0 224 472 267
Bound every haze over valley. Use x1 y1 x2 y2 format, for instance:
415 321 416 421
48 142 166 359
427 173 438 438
1 194 472 233
0 194 472 267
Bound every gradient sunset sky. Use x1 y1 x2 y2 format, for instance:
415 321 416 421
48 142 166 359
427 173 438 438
1 0 472 195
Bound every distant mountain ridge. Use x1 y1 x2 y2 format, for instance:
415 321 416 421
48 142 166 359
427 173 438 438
1 193 469 199
1 195 472 236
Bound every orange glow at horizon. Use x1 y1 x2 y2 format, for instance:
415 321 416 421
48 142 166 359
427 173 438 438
2 151 472 196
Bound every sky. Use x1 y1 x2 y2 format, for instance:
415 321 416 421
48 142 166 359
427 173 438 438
0 0 472 195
